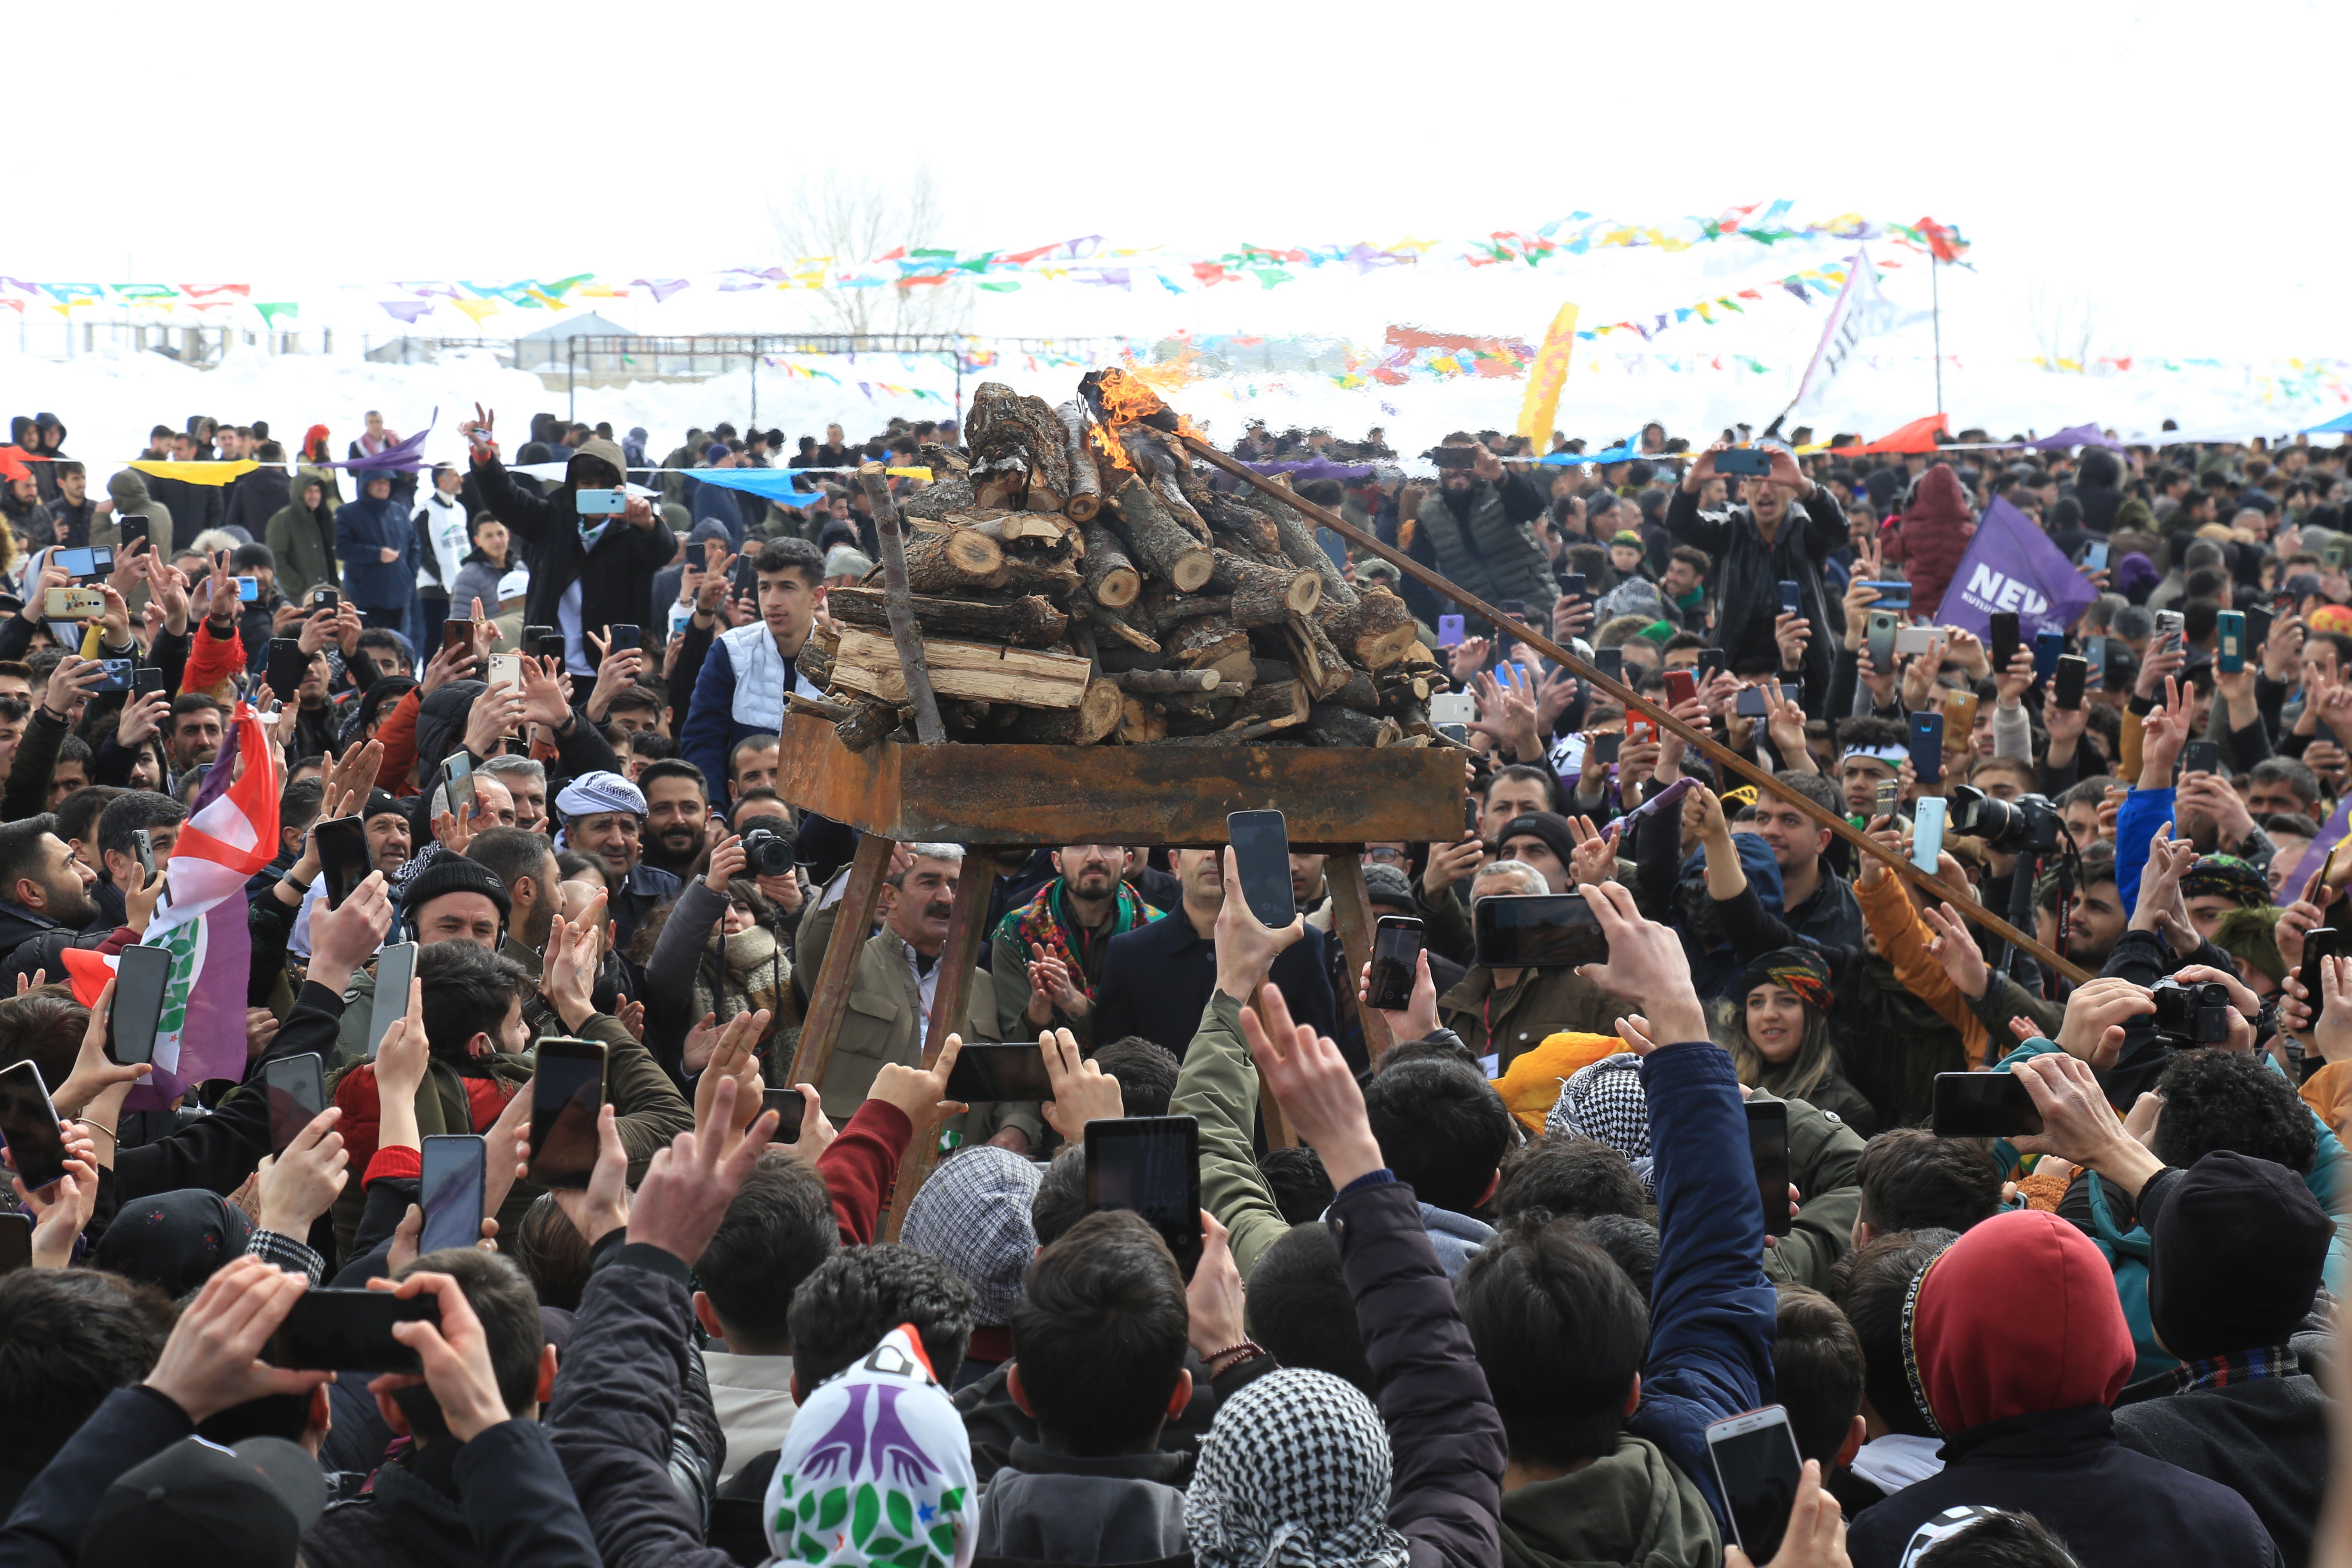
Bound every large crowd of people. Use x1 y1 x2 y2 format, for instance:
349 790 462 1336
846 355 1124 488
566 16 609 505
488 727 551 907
0 396 2345 1568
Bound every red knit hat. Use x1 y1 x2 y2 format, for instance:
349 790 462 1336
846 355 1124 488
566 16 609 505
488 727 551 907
1904 1208 2133 1436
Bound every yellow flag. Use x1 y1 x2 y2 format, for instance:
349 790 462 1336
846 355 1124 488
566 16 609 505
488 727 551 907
1516 303 1580 453
129 459 258 487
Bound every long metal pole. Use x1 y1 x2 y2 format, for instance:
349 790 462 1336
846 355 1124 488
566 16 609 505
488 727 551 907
1178 433 2091 986
1932 257 1944 414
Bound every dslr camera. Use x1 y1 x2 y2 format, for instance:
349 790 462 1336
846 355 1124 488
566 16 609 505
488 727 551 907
1945 784 2066 856
741 824 796 879
2149 977 2236 1045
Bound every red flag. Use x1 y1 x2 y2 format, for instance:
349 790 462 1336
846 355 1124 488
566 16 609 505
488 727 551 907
1829 413 1950 455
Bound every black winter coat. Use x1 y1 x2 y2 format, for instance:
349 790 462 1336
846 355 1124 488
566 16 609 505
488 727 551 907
469 455 679 673
1665 482 1845 695
2116 1374 2327 1568
1846 1403 2282 1568
1331 1177 1508 1568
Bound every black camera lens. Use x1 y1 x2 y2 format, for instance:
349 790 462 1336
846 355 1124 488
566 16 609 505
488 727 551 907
742 826 796 878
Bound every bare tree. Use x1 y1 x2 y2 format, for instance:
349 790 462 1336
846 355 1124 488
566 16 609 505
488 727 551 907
767 168 972 339
2025 283 2104 371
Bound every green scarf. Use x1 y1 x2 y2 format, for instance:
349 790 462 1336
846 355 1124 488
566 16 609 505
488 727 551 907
1002 879 1159 1000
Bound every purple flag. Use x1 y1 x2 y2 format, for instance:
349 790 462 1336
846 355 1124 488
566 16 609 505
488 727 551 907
321 408 437 474
378 300 435 323
2027 422 2124 453
1933 496 2101 641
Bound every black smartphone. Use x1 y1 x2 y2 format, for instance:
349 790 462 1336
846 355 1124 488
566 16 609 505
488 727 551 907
944 1043 1056 1103
1745 1100 1792 1239
1595 647 1623 684
1699 647 1727 682
0 1062 68 1191
133 666 166 695
1085 1116 1203 1280
527 1038 606 1188
272 1289 439 1373
1931 1071 2044 1137
763 1087 807 1139
1989 611 2021 673
1735 685 1770 718
521 624 554 650
2053 655 2087 711
311 587 340 612
314 816 369 909
1707 1406 1805 1561
1776 580 1801 617
2301 928 2346 1026
367 942 418 1058
2245 604 2274 654
265 637 307 704
0 1213 29 1275
92 546 114 577
532 633 566 663
110 943 174 1066
116 515 149 554
1365 915 1424 1011
441 752 475 815
132 829 156 880
1473 892 1608 968
1430 446 1475 469
1560 572 1587 602
608 623 641 653
265 1053 326 1155
2179 740 2221 777
1226 810 1294 929
1908 711 1945 784
1591 732 1623 765
419 1133 487 1255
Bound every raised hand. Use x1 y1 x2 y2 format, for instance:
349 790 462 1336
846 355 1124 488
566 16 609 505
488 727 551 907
624 1078 778 1267
1240 981 1384 1187
1573 881 1707 1045
1040 1026 1124 1142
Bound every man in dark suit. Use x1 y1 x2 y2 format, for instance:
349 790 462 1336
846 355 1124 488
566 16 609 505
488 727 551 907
1092 846 1341 1064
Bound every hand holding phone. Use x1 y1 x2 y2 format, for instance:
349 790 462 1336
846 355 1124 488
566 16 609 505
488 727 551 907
1365 916 1425 1011
1227 811 1294 929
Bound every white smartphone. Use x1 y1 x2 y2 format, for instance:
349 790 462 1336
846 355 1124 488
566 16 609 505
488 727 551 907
1912 796 1948 873
486 653 520 691
1429 690 1476 727
1895 625 1942 655
1705 1406 1804 1562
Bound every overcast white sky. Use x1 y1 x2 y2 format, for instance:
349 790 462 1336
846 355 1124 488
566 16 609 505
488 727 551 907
13 0 2347 362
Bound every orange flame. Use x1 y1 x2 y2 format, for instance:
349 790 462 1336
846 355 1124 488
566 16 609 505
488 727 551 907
1086 421 1135 477
1089 367 1170 429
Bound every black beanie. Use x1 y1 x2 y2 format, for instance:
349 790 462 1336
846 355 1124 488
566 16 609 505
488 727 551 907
2147 1150 2331 1362
398 855 511 925
1494 812 1579 886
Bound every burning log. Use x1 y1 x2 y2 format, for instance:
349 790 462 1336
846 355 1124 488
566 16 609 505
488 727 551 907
1057 402 1104 522
826 586 1069 648
1105 478 1213 594
966 383 1072 514
1210 550 1322 625
1078 518 1141 608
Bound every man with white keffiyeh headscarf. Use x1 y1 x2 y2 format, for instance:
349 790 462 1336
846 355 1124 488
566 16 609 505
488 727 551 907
1187 1369 1412 1568
1546 1052 1655 1195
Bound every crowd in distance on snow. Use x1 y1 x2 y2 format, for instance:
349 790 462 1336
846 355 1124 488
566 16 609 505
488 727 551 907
0 396 2344 1568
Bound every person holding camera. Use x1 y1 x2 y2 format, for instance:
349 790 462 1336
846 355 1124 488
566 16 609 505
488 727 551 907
632 830 798 1084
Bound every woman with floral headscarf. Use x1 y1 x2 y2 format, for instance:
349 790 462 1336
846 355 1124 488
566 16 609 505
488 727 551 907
1715 946 1878 1133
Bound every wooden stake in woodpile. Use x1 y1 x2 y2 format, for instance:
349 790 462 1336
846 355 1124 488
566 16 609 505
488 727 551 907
965 383 1072 514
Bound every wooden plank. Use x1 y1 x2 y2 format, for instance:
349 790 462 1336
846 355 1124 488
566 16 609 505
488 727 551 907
784 833 894 1092
880 852 997 1241
1325 852 1393 1069
831 628 1092 710
774 714 1463 850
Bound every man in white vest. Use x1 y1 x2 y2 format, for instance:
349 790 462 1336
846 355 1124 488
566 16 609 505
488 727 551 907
680 537 827 793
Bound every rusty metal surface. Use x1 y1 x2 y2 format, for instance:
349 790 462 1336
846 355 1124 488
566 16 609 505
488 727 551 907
776 713 1464 850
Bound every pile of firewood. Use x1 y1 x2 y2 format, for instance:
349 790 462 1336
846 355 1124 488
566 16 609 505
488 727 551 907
791 370 1445 750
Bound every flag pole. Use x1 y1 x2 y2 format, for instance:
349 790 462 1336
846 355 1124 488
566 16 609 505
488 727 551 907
1931 254 1943 414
